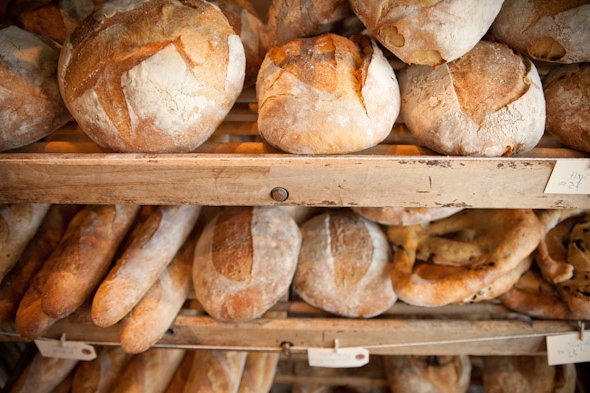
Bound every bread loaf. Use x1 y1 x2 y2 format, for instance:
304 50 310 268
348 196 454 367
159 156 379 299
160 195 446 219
92 205 200 328
237 352 280 393
193 206 301 322
256 33 400 154
111 348 186 393
352 207 463 226
266 0 354 47
0 204 79 323
182 350 247 393
543 63 590 152
349 0 503 66
0 26 72 152
398 40 545 157
71 346 133 393
383 355 471 393
119 226 198 354
490 0 590 64
0 203 51 284
210 0 270 88
293 209 396 318
58 0 246 153
41 204 140 319
8 352 78 393
482 356 576 393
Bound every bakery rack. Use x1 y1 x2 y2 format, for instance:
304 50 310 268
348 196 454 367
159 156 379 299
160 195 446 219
1 88 589 357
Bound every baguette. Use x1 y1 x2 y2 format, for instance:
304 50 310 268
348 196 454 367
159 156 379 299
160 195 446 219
92 205 200 328
0 203 51 284
111 348 186 393
41 204 140 319
182 350 247 393
0 205 80 323
119 226 198 354
8 352 78 393
71 346 133 393
164 351 195 393
237 352 280 393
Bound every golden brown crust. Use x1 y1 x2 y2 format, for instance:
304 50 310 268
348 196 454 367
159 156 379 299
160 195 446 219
352 206 463 226
71 346 133 393
183 350 247 393
387 209 542 306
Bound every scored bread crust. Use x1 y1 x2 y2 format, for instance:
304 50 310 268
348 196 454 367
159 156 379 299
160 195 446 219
256 33 400 154
398 40 545 157
293 209 396 318
352 206 463 226
349 0 503 66
192 206 301 322
58 0 245 153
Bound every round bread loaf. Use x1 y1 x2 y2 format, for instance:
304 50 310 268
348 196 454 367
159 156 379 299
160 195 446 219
210 0 270 88
58 0 246 153
490 0 590 64
352 207 464 226
256 33 400 154
543 63 590 153
293 209 396 318
349 0 503 67
398 40 545 157
266 0 354 47
0 26 72 152
192 206 301 322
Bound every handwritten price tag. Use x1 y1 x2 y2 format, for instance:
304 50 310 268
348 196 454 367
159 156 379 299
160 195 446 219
308 347 369 368
35 339 97 361
546 331 590 365
545 160 590 194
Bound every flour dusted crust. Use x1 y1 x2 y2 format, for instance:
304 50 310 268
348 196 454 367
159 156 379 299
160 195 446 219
0 26 72 152
267 0 354 47
490 0 590 64
543 63 590 153
192 206 301 322
58 0 245 153
352 207 463 226
293 209 396 318
257 33 400 154
399 40 545 157
349 0 503 66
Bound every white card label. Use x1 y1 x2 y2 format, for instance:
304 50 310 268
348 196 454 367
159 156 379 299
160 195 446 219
308 347 369 368
544 160 590 194
35 339 97 361
546 331 590 365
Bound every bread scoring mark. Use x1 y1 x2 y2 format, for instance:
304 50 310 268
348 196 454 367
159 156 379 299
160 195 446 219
94 0 151 21
211 207 253 282
329 211 373 289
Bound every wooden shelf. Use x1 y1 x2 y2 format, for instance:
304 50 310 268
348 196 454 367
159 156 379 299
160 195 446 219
1 90 589 209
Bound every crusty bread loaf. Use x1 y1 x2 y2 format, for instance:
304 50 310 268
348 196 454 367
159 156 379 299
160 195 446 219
182 350 247 393
0 203 51 284
293 209 396 318
8 351 79 393
383 355 471 393
71 346 133 393
398 40 545 157
0 204 79 323
58 0 245 153
0 26 72 152
543 63 590 152
111 348 186 393
482 356 576 393
490 0 590 64
92 205 200 328
210 0 270 88
119 226 198 354
266 0 354 47
237 351 280 393
41 204 140 319
352 207 463 226
193 206 301 322
349 0 503 66
256 33 400 154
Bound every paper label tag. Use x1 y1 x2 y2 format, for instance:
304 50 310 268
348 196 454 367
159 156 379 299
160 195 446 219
35 339 97 361
544 160 590 194
308 347 369 368
546 331 590 365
